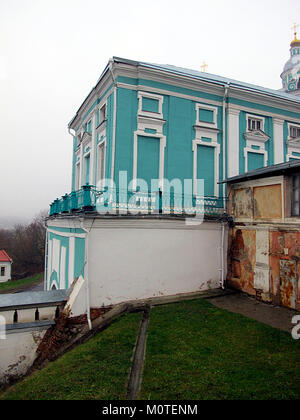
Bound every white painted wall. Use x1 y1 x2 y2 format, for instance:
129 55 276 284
86 219 227 307
0 329 46 384
0 262 12 283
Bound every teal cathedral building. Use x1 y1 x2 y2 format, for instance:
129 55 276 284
45 32 300 315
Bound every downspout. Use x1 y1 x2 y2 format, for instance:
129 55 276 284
222 83 230 206
220 221 225 289
80 219 92 330
219 84 230 290
109 59 117 192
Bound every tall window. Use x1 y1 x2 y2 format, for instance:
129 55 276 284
291 174 300 216
75 162 81 190
99 104 106 125
97 143 105 184
1 267 5 276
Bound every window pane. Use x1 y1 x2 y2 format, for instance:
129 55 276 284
292 175 300 216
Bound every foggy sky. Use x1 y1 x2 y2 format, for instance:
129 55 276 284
0 0 299 226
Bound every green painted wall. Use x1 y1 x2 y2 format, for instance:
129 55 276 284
114 88 137 189
142 97 159 113
137 135 160 190
74 237 85 279
248 152 264 171
48 233 69 289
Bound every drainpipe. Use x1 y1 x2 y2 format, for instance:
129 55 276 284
80 219 92 330
220 221 225 289
109 59 117 192
222 83 230 207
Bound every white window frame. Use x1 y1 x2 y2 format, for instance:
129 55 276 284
195 103 218 129
138 91 163 119
96 103 107 129
246 114 265 132
133 130 166 191
75 160 81 190
192 127 220 197
244 114 268 172
287 123 300 160
288 122 300 140
96 139 106 188
83 151 91 185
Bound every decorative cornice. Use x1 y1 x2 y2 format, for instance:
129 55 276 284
244 130 270 144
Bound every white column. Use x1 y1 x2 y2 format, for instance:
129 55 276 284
90 109 98 186
273 118 284 164
227 106 240 178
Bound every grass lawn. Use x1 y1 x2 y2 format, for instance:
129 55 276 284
0 312 141 400
0 273 43 294
140 299 300 400
0 298 299 400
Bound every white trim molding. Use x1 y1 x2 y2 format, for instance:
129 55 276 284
273 118 284 164
195 103 218 128
246 113 265 132
138 91 164 119
227 106 240 178
96 137 107 188
287 139 300 160
243 130 270 172
192 126 220 197
133 126 166 191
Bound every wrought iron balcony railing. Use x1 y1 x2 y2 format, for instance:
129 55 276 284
49 185 227 218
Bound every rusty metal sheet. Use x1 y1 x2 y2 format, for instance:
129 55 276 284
279 259 296 309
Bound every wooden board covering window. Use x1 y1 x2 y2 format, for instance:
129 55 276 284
253 184 282 219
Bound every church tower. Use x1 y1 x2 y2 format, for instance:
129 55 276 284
281 24 300 96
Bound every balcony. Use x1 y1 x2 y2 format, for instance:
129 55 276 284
49 185 227 218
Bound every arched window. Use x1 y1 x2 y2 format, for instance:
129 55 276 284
35 308 39 321
13 310 18 323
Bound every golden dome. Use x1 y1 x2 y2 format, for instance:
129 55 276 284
291 36 300 47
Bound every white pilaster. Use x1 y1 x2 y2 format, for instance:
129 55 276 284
273 118 284 164
90 109 98 186
227 106 240 178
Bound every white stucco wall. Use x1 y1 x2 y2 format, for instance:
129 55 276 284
0 329 46 384
86 218 227 307
0 262 12 283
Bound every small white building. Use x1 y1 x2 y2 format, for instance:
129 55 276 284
0 250 13 282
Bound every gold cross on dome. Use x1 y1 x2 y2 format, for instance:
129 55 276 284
200 61 208 72
292 22 299 39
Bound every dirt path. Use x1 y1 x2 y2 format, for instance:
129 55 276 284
209 292 299 334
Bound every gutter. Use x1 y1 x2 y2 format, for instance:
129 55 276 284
222 83 230 207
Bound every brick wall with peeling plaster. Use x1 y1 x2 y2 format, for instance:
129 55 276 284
227 175 300 311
